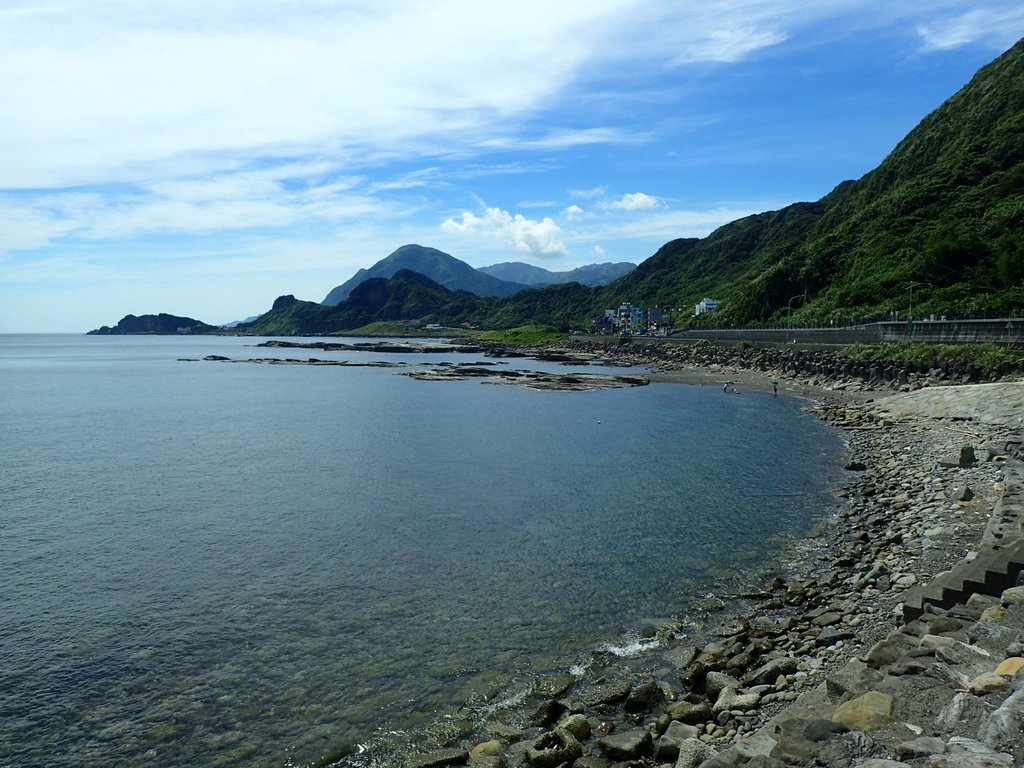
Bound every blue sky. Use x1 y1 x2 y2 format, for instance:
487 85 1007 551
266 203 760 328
2 2 1022 332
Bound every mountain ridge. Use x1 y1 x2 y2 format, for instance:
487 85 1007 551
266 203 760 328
478 261 635 287
321 244 527 305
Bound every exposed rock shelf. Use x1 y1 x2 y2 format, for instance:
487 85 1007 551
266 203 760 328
182 356 649 392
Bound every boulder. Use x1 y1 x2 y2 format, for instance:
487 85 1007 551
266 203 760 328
407 748 469 768
667 699 713 724
704 671 740 699
832 691 893 731
921 736 1014 767
896 736 946 759
652 720 700 762
596 729 651 761
949 485 974 501
978 689 1024 753
745 657 799 687
802 719 849 742
525 729 582 768
713 686 760 713
469 741 501 760
555 713 590 742
994 657 1024 676
582 679 632 708
623 679 665 714
528 699 567 727
967 673 1011 695
674 737 716 768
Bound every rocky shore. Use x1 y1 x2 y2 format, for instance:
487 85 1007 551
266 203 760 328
388 341 1024 768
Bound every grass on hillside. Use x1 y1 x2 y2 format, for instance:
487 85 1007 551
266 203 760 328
478 325 568 345
841 342 1024 376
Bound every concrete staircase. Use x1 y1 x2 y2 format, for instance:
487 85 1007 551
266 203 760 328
901 457 1024 622
900 537 1024 622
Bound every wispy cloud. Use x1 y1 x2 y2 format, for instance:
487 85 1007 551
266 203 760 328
1 0 925 192
441 207 567 257
668 25 789 65
917 4 1024 51
569 186 609 199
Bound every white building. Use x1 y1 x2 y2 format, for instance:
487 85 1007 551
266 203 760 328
695 298 721 316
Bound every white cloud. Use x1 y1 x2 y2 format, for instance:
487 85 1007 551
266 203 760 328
565 205 767 244
3 0 1009 194
569 186 608 199
563 204 585 221
442 207 567 257
0 164 405 252
604 192 661 210
592 245 606 257
917 5 1024 52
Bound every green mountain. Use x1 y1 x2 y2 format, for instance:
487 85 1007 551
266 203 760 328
232 38 1024 335
479 261 636 287
321 244 527 305
634 37 1024 325
240 270 482 335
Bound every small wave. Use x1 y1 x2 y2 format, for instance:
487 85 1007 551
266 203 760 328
597 634 661 657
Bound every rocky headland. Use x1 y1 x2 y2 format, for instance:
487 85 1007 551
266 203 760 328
387 341 1024 768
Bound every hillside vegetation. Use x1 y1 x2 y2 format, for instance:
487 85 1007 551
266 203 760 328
239 39 1024 335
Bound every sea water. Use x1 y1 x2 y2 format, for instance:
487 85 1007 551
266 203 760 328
0 335 845 767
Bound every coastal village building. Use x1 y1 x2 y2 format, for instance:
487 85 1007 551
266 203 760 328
618 303 645 331
695 298 721 316
648 307 669 327
594 304 669 334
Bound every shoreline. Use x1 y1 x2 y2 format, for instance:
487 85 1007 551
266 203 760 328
380 342 1024 768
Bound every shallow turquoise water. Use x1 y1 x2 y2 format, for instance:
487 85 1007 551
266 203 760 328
0 335 844 767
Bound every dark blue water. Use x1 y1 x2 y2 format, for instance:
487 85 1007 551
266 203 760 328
0 335 844 767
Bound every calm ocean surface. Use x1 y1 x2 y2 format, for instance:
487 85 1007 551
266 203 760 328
0 334 844 767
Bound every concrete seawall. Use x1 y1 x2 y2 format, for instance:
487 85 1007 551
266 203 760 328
586 318 1024 346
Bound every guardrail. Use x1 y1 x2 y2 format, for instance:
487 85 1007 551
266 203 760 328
661 319 1024 346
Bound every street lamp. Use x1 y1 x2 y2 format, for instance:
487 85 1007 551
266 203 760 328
786 293 806 327
908 281 932 321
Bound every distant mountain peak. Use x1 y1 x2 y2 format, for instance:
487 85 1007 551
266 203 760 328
479 261 636 287
322 244 526 305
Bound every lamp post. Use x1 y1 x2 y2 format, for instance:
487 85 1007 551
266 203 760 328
908 281 931 321
786 293 806 328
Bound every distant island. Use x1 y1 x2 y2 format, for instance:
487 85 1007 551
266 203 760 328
88 313 223 335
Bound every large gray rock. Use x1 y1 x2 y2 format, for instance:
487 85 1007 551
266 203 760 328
745 657 798 687
921 736 1014 768
713 686 759 713
667 699 713 724
897 736 946 760
582 679 632 708
596 729 651 761
674 737 715 768
407 748 469 768
704 671 740 699
934 692 991 735
653 721 700 762
624 679 665 714
978 689 1024 753
769 718 819 765
525 729 582 768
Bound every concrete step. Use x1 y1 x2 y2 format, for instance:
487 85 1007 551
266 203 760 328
901 536 1024 623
